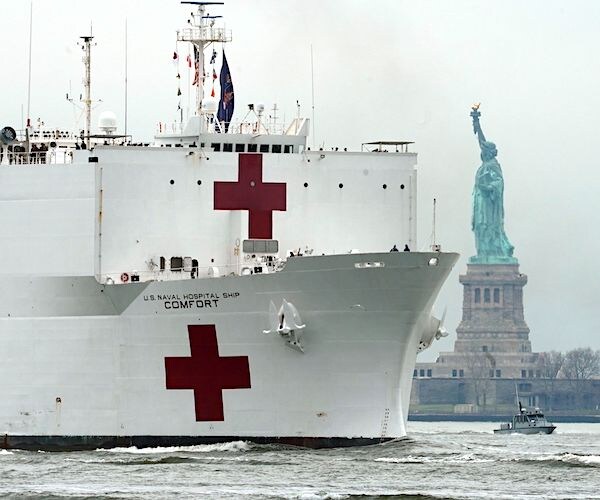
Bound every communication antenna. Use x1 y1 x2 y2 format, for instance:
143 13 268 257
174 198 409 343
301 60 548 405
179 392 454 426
177 1 231 133
80 33 95 143
26 1 33 129
432 198 437 249
124 18 128 139
310 44 316 148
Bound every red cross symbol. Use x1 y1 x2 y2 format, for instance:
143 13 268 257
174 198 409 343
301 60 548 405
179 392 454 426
165 325 251 421
214 153 286 239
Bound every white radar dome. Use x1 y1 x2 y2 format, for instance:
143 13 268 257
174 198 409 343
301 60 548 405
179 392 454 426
98 111 118 134
256 103 265 114
202 98 218 114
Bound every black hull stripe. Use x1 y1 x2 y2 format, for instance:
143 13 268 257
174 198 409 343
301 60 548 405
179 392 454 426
1 434 396 451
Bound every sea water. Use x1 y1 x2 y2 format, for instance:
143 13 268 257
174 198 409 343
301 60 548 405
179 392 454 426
1 421 599 499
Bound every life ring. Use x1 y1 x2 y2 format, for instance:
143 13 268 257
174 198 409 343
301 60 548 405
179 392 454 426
120 272 129 283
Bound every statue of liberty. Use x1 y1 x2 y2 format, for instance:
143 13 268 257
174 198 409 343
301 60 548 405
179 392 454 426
469 105 516 264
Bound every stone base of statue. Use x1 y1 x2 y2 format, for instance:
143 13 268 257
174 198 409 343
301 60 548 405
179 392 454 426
414 261 534 380
455 263 530 356
468 255 518 264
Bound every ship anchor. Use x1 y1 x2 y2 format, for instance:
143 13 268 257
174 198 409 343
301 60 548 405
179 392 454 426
263 299 306 353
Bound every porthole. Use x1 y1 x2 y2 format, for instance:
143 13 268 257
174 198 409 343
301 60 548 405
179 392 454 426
197 180 202 185
383 184 387 189
303 182 308 188
169 179 175 185
400 184 405 189
338 183 344 189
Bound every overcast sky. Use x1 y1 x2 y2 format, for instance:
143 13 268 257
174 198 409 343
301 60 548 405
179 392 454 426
1 0 599 360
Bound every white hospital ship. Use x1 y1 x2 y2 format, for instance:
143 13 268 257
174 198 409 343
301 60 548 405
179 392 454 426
0 1 457 449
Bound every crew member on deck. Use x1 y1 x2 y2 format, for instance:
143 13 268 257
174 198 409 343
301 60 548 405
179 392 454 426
404 244 410 252
390 244 399 252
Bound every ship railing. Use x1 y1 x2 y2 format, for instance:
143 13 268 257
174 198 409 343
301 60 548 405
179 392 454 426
177 27 232 44
99 260 286 285
0 149 73 166
155 119 288 137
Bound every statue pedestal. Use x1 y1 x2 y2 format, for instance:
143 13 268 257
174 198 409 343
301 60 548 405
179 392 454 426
469 255 518 264
451 263 532 375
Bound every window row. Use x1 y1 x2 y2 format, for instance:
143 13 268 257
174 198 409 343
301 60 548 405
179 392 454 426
210 143 295 154
474 287 501 304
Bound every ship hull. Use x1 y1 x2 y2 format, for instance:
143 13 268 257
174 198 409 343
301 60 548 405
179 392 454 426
493 426 556 435
0 252 457 450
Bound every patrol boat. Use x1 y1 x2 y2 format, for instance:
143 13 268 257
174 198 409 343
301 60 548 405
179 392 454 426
0 2 458 450
494 402 556 435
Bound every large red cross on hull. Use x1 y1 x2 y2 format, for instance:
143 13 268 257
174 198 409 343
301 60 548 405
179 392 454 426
214 153 286 239
165 325 251 421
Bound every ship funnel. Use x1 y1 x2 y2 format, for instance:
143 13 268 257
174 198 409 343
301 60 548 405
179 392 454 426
0 126 17 145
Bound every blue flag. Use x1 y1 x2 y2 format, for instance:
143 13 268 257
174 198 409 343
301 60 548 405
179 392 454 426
217 51 234 132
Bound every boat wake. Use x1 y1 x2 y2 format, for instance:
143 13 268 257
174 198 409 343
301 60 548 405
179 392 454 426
96 440 251 454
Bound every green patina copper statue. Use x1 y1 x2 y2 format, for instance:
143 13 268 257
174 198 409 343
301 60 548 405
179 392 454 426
469 105 517 264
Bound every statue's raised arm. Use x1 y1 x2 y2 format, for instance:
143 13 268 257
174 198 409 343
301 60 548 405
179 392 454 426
470 103 486 148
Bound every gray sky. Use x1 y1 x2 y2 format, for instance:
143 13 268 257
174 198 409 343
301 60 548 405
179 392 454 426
1 0 599 360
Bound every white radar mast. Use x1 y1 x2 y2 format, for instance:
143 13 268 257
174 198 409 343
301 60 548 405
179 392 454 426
177 1 231 133
80 35 94 143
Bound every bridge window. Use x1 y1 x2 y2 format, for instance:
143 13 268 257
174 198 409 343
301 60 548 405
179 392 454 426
459 369 464 377
243 239 279 253
170 256 183 271
248 144 258 152
452 369 457 377
496 369 501 378
474 288 481 303
211 143 221 152
284 145 293 153
413 369 417 377
419 369 425 377
223 143 233 152
482 345 488 352
272 144 282 153
494 288 500 303
427 369 432 377
235 143 245 152
484 288 491 303
521 370 527 378
259 144 269 153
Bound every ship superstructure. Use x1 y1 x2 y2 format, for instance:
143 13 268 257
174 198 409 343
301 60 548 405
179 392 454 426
0 1 457 450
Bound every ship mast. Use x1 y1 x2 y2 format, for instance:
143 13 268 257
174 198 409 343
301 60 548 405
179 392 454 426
178 1 231 132
80 35 94 144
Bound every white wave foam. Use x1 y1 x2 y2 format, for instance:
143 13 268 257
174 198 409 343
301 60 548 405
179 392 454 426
375 455 425 463
288 493 348 500
98 440 251 454
375 453 493 464
503 452 600 466
0 449 14 455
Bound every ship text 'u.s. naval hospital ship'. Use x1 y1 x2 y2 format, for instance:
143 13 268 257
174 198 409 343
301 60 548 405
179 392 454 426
0 2 457 450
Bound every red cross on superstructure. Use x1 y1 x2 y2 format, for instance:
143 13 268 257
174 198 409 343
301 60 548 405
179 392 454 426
214 153 286 239
165 325 251 421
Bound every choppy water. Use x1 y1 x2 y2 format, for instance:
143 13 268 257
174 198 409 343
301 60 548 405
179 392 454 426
1 422 599 499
